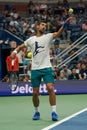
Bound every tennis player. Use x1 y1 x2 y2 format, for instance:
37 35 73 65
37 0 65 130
11 17 72 121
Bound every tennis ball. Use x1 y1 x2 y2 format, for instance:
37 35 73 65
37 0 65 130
27 52 32 58
69 8 73 13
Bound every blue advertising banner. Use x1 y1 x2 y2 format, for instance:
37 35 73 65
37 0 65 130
0 80 87 96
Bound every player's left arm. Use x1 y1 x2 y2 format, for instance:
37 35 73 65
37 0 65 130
11 43 26 58
53 17 73 39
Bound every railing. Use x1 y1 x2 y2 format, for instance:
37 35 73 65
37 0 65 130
54 33 87 68
4 29 24 45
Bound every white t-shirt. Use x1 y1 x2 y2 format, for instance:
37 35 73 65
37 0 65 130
24 33 53 70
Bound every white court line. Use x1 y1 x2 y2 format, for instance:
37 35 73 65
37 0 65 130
42 108 87 130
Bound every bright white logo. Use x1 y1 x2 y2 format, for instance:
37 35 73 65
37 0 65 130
11 83 57 94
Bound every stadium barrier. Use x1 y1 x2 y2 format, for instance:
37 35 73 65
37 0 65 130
0 80 87 96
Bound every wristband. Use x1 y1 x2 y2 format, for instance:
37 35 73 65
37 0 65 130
13 50 17 54
62 22 68 29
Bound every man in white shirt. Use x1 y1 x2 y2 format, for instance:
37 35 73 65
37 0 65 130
60 64 71 79
11 17 72 121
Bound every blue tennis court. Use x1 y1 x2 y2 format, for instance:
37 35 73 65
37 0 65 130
42 108 87 130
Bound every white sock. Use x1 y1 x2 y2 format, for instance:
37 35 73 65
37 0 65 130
34 107 39 113
52 105 56 113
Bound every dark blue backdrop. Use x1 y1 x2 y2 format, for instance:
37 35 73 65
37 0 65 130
0 80 87 96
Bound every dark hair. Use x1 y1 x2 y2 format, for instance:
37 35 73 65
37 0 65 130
36 19 46 25
54 39 60 45
71 67 76 71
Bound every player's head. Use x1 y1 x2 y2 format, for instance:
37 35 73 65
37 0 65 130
36 19 46 34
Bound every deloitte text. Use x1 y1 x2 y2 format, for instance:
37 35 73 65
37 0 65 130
11 83 57 94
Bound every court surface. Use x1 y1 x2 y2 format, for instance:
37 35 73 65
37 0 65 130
0 94 87 130
42 108 87 130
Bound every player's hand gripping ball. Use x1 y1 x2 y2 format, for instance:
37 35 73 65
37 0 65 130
69 8 73 14
27 52 32 58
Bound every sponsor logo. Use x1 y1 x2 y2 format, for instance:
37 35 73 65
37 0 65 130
11 84 57 94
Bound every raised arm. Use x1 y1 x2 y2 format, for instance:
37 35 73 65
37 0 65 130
53 17 73 39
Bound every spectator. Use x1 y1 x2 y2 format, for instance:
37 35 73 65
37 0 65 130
18 76 24 82
10 8 19 20
27 0 34 17
62 0 70 9
68 67 80 80
9 24 18 34
52 39 62 56
6 50 19 78
40 2 48 14
9 15 22 33
54 67 60 80
34 2 40 14
76 62 81 74
23 75 31 82
77 0 85 14
81 55 87 64
60 64 71 79
2 75 10 82
22 20 30 34
4 4 12 13
79 62 87 80
63 49 79 68
78 0 85 8
52 39 62 66
82 20 87 32
59 72 67 80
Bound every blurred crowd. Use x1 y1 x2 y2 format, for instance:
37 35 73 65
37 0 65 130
0 0 87 82
0 0 87 41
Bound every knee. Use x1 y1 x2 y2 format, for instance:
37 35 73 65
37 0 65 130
33 89 39 97
47 86 54 94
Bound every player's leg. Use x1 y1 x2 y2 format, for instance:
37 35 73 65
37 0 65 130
32 87 39 110
46 83 56 106
31 70 41 120
43 68 58 121
46 83 58 121
32 87 40 120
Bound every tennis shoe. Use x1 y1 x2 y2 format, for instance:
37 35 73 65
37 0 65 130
52 112 58 121
32 112 40 120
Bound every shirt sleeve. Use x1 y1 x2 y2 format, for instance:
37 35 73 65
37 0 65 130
24 37 32 47
46 33 53 41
